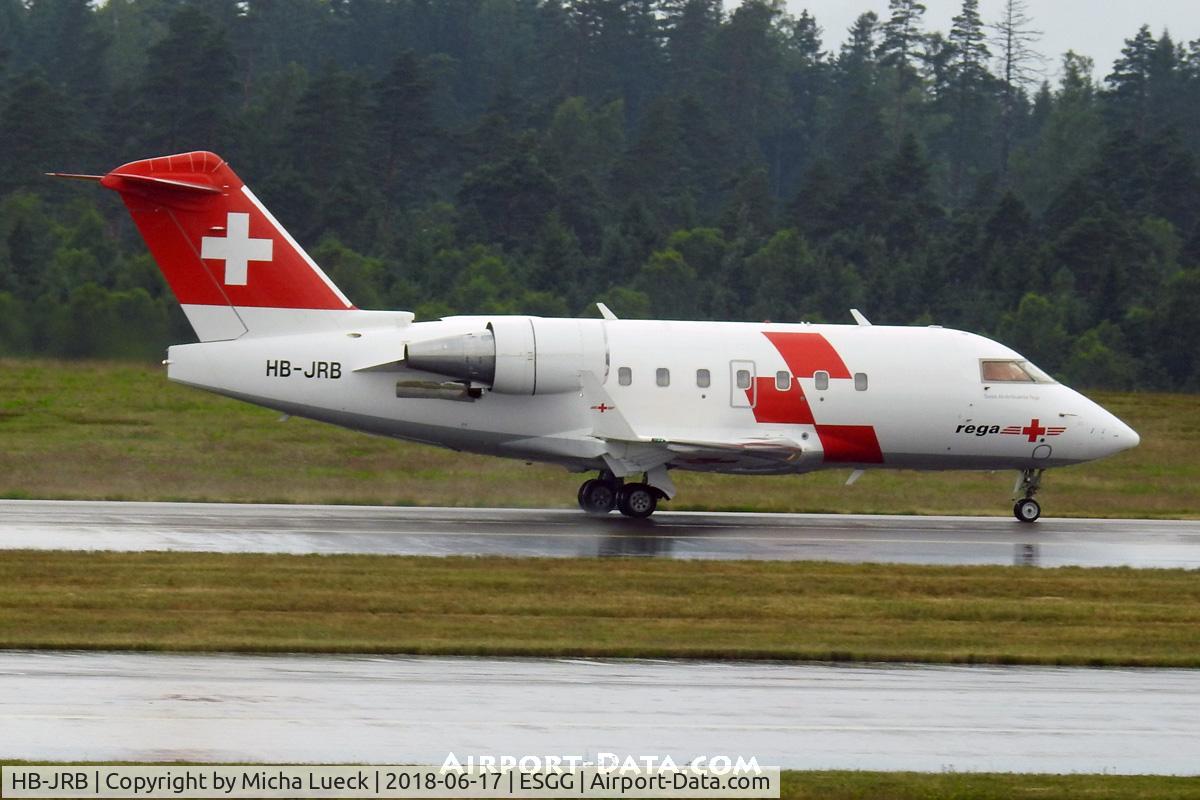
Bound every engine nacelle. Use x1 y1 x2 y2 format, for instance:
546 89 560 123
405 316 608 395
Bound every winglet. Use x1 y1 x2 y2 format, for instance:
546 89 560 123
596 302 618 321
850 308 871 326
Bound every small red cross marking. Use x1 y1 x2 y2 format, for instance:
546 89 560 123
1022 418 1047 442
591 403 613 413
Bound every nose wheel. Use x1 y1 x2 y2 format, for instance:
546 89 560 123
1013 497 1041 522
1012 468 1044 523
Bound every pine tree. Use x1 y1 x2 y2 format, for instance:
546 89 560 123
374 51 438 208
285 65 377 245
830 12 885 168
877 0 926 140
778 10 828 193
659 0 722 97
1105 25 1156 135
989 0 1042 180
944 0 994 201
0 73 74 193
139 4 237 152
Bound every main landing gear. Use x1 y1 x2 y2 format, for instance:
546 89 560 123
577 473 662 519
1013 467 1044 523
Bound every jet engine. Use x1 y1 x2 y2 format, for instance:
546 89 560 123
404 317 608 395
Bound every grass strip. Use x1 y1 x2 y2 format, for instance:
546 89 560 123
0 359 1197 517
777 771 1200 799
1 551 1198 666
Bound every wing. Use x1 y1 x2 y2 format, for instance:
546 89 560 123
580 372 813 476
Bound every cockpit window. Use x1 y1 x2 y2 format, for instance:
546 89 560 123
1020 361 1056 383
980 359 1056 384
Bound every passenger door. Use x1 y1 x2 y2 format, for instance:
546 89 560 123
730 360 756 408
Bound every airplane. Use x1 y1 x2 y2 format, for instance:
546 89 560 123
52 151 1140 522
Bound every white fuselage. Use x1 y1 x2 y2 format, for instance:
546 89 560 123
165 314 1139 477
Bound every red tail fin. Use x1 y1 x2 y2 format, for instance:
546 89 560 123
101 151 354 340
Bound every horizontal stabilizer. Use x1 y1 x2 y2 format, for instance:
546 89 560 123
45 172 103 182
103 172 224 195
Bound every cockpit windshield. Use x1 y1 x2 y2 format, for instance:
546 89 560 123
980 359 1056 384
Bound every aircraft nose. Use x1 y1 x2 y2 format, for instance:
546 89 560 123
1116 419 1140 451
1098 410 1140 455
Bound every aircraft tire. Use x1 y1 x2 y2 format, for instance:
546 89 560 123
1013 498 1041 523
579 479 617 515
617 483 657 519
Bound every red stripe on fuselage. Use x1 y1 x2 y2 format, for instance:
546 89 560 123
763 332 852 379
751 331 885 465
814 425 884 463
746 377 814 424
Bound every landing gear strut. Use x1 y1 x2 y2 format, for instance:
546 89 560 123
577 472 661 518
1013 468 1044 523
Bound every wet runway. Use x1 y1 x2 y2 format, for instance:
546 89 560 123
0 651 1196 773
1 499 1197 567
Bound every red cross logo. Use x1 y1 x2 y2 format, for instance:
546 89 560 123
591 403 613 413
200 212 273 286
1022 418 1047 442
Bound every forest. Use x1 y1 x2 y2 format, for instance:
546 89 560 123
0 0 1197 390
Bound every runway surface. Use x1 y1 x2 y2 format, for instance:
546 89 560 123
0 651 1196 773
1 499 1197 567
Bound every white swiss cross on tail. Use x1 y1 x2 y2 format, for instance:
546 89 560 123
201 212 273 286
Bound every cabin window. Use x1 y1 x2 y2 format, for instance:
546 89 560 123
618 367 632 386
980 359 1056 384
814 370 829 391
696 368 711 388
656 368 670 387
854 372 868 391
735 369 752 390
775 370 791 391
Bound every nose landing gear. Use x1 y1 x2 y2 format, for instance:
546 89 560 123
577 472 661 518
1013 468 1044 523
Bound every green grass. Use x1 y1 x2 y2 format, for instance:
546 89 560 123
778 771 1200 798
2 551 1198 666
0 359 1195 517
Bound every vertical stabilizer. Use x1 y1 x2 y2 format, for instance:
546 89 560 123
99 151 355 341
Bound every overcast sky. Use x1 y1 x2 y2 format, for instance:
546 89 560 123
756 0 1199 83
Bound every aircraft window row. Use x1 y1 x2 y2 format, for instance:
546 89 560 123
615 367 719 388
810 371 868 391
980 359 1056 384
615 367 870 392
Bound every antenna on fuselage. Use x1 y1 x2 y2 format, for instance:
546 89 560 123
850 308 871 326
